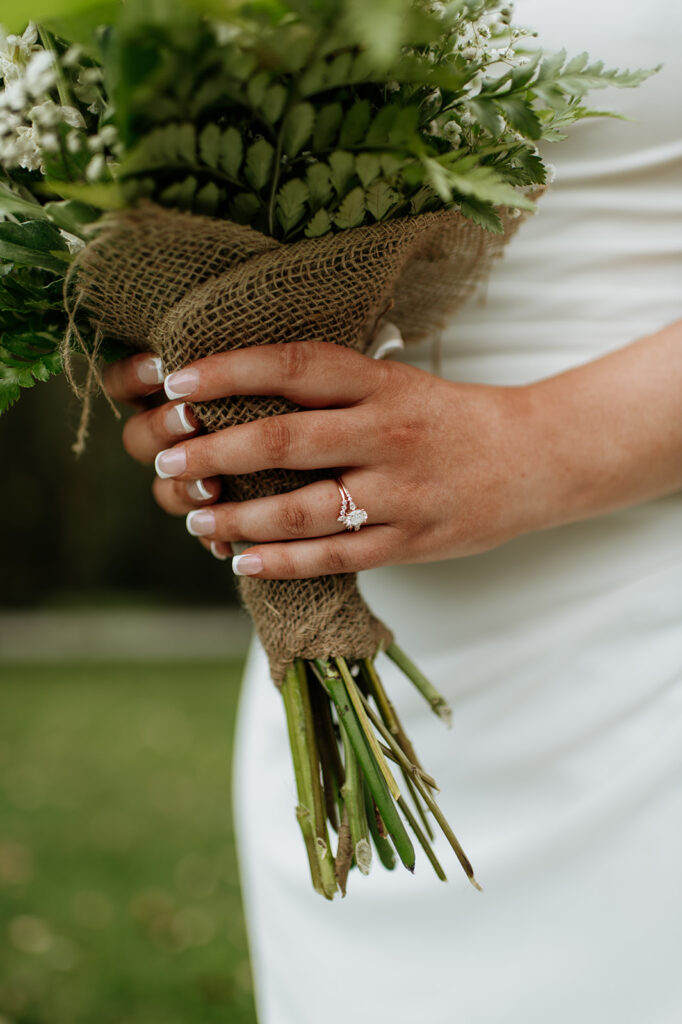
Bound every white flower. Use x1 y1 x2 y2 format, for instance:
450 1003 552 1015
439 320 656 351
40 130 59 152
1 79 27 111
85 152 105 181
98 124 118 146
10 124 42 171
24 50 56 98
61 44 83 68
60 104 85 128
66 128 81 153
0 23 39 82
28 99 61 128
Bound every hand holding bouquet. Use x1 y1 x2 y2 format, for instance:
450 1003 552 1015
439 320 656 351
0 0 654 898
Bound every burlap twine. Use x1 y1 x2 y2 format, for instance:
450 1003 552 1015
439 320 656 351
66 201 529 684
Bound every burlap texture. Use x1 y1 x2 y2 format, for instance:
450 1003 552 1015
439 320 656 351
71 202 528 684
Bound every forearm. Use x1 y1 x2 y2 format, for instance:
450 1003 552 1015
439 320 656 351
522 318 682 532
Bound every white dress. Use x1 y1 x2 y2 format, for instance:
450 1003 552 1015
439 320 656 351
233 4 682 1022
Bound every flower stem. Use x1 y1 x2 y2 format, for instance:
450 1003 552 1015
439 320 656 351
314 658 415 873
397 795 447 882
385 642 452 725
411 772 483 892
339 716 371 875
281 663 337 900
363 780 396 870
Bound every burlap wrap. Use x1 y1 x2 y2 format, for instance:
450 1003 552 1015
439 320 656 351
70 201 528 684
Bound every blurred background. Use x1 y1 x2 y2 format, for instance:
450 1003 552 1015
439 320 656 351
0 376 257 1023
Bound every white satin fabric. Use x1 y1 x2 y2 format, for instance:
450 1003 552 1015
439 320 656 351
233 4 682 1022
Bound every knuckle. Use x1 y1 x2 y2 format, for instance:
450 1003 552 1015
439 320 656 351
277 500 311 538
261 416 293 463
383 418 419 454
272 547 296 578
218 504 242 541
325 544 351 574
277 342 312 382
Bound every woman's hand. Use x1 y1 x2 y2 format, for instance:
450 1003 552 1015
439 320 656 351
103 343 544 578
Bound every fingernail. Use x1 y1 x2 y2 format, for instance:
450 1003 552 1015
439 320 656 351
137 355 164 385
187 478 213 501
165 368 200 400
210 541 231 561
155 447 187 478
186 509 215 537
232 553 263 576
165 402 195 436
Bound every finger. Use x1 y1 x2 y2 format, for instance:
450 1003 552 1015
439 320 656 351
198 537 232 561
162 341 385 408
103 352 165 404
182 474 380 544
153 407 373 481
123 401 201 464
229 526 401 580
152 476 222 516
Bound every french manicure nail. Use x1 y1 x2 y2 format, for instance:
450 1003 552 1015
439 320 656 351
165 368 200 400
186 509 216 537
210 542 230 561
137 355 164 385
187 478 213 501
155 447 187 478
165 402 194 436
232 553 263 576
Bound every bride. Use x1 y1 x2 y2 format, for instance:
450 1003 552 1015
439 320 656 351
103 2 681 1020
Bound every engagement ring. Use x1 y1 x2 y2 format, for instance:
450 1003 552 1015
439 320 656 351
336 478 368 531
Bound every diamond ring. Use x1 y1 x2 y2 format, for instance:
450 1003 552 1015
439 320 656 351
335 477 368 532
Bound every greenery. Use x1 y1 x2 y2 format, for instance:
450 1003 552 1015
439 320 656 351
0 0 657 412
0 659 256 1024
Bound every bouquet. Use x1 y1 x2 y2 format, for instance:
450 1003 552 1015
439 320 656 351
0 0 654 899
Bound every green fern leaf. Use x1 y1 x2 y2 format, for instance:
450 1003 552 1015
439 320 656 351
339 99 371 147
219 127 243 178
247 70 271 109
176 124 196 163
380 153 403 177
262 83 287 124
283 103 315 159
199 123 221 169
245 139 274 191
329 151 356 196
229 192 261 224
333 186 365 229
306 163 333 208
356 153 381 188
0 221 69 274
276 179 309 233
159 176 198 210
458 198 503 234
313 103 343 151
495 96 542 140
365 181 399 221
195 182 222 215
299 59 328 97
304 208 332 238
388 106 419 145
0 332 62 415
466 99 504 139
365 106 398 145
326 52 353 88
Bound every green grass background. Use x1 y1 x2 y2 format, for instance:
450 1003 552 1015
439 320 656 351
0 660 257 1024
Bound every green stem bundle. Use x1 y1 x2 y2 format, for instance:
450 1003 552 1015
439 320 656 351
279 646 481 899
